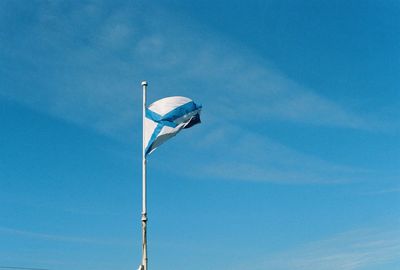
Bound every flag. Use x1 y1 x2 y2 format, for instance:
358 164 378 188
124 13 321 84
144 96 202 156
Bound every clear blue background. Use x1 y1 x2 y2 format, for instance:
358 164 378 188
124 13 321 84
0 1 399 270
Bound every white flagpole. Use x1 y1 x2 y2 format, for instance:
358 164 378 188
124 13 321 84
140 80 148 270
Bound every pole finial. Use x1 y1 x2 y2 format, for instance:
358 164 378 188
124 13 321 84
141 81 148 86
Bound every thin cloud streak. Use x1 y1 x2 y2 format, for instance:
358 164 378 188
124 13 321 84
0 267 49 270
0 1 388 185
255 227 400 270
0 1 379 138
0 226 98 244
363 186 400 195
0 226 127 246
157 125 374 184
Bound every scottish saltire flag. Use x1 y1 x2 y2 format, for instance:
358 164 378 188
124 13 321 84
144 96 202 156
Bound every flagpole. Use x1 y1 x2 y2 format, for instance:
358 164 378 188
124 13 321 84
140 80 148 270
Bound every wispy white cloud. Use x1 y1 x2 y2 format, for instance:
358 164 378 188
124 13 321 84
156 125 372 184
0 226 127 246
0 1 377 137
363 186 400 195
0 1 387 184
0 226 97 244
254 227 400 270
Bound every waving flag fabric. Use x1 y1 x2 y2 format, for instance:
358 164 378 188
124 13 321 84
144 96 202 156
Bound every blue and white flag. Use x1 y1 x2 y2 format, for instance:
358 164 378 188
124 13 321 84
144 96 202 156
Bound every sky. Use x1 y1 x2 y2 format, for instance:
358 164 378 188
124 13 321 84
0 1 399 270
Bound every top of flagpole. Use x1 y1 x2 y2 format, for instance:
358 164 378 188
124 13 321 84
141 81 148 86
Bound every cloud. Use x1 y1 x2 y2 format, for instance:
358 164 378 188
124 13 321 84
0 266 49 270
154 125 371 184
0 1 376 139
0 226 129 246
363 186 400 195
256 227 400 270
0 1 385 184
0 226 98 244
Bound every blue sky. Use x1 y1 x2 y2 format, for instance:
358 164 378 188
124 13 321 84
0 1 399 270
